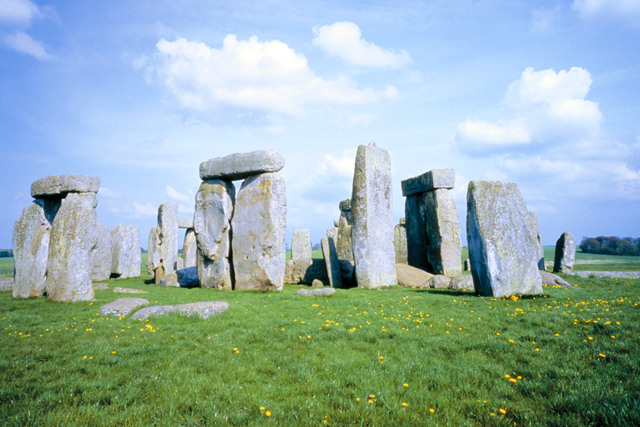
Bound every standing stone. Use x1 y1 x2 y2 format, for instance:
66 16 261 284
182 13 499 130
327 227 339 243
147 227 161 276
111 225 141 279
158 202 179 275
291 229 312 260
12 203 51 298
321 237 343 288
232 172 286 291
404 194 430 271
554 232 575 273
91 222 112 281
394 222 408 264
46 193 98 302
422 189 462 277
182 228 197 268
350 142 397 288
336 216 354 261
466 181 542 298
527 212 546 271
194 180 235 290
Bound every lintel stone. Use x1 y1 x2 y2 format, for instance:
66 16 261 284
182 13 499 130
199 150 284 181
401 169 454 197
31 175 100 198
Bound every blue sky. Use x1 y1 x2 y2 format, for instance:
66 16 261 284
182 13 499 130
2 0 640 250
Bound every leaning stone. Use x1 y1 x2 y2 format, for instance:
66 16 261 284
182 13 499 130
321 237 342 288
113 287 148 294
336 216 354 261
99 298 149 317
449 275 474 291
539 270 578 289
158 202 179 274
350 142 397 288
194 180 235 290
12 202 51 298
291 229 312 260
284 258 328 284
232 172 286 291
295 288 336 297
394 223 408 264
200 150 285 181
90 223 111 281
422 189 462 277
404 194 430 271
182 228 197 268
527 212 546 271
31 174 100 198
147 227 161 276
554 232 575 273
158 266 199 288
428 275 452 289
396 264 433 287
111 225 140 279
401 169 455 197
46 193 97 302
467 181 542 298
0 277 14 292
131 301 230 321
178 218 194 229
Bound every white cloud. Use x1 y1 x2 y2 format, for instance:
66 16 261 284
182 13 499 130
165 185 190 203
0 0 40 24
97 187 119 199
456 119 531 146
530 7 562 33
344 113 380 127
2 30 54 60
312 22 412 69
131 202 157 218
145 35 398 115
572 0 640 19
316 151 356 179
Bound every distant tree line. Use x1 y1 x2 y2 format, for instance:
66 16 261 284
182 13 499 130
580 236 640 256
0 250 13 258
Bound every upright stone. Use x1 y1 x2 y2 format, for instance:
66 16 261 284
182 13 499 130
200 150 285 181
194 180 235 290
466 181 542 298
336 216 354 261
422 189 462 277
46 193 98 302
158 202 179 275
232 172 286 291
350 142 397 288
12 203 51 298
111 225 141 279
394 222 408 264
404 194 430 270
321 237 343 288
91 222 112 281
291 229 312 260
554 232 575 273
327 227 339 243
527 212 546 271
147 227 161 276
182 228 197 268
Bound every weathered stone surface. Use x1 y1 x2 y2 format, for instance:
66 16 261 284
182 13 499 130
450 275 474 290
567 271 640 279
428 274 452 289
194 180 235 290
158 202 179 275
404 194 430 271
401 169 455 197
291 229 312 260
113 287 148 294
312 278 326 287
131 301 230 321
90 223 111 281
423 189 462 277
178 218 194 229
554 232 575 273
295 288 335 297
12 202 50 298
394 224 408 264
182 228 197 268
0 277 14 292
232 172 286 291
327 227 339 243
464 259 471 271
46 193 98 302
351 142 397 288
396 264 433 287
339 198 352 212
336 216 354 261
158 266 200 288
399 217 406 225
99 298 149 317
527 212 545 271
111 225 140 279
284 258 328 284
200 150 285 181
539 270 577 289
176 257 184 271
147 227 161 276
93 283 109 291
31 174 100 198
35 198 61 224
467 181 543 298
321 237 343 288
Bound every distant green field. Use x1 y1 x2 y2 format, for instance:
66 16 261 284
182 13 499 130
0 257 13 277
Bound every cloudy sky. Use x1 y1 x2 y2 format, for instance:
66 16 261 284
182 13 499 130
2 0 640 250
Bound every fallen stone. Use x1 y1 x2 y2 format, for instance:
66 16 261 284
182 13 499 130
554 231 575 273
46 193 97 302
401 169 455 197
158 266 200 288
0 277 13 292
194 180 235 290
92 283 109 291
147 227 161 276
449 275 474 290
566 271 640 279
527 212 546 271
312 278 326 287
113 287 148 294
284 258 329 284
539 270 579 289
336 216 354 262
111 225 140 279
351 142 397 288
321 237 342 288
131 301 230 321
31 174 100 198
467 181 542 298
90 222 111 281
12 202 50 298
99 298 149 317
295 288 336 297
158 202 179 274
182 228 197 268
178 218 194 229
404 194 430 271
422 189 462 277
232 172 286 291
427 274 452 289
394 223 408 264
396 264 433 287
291 229 312 260
200 150 285 181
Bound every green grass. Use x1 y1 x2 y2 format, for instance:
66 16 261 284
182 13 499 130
542 247 640 272
0 257 13 277
1 274 639 426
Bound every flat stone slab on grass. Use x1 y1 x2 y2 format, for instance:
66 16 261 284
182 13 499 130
295 288 336 297
0 277 13 292
566 271 640 279
158 266 199 288
200 150 285 181
427 275 452 289
131 301 230 321
92 283 109 291
100 298 149 317
395 264 433 287
449 275 474 290
540 271 580 289
31 175 100 198
113 287 148 294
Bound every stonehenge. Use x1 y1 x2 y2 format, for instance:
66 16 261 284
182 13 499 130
111 225 141 279
394 217 408 265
